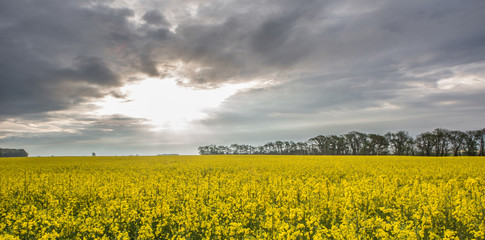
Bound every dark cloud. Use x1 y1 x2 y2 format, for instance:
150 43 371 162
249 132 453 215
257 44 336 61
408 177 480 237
0 0 138 117
53 57 121 86
142 10 170 26
138 52 160 77
133 0 485 89
248 0 326 66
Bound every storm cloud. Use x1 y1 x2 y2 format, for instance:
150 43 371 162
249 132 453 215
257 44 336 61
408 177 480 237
1 0 485 155
0 0 135 117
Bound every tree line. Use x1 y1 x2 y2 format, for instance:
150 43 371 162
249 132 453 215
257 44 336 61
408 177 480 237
198 128 485 156
0 148 29 157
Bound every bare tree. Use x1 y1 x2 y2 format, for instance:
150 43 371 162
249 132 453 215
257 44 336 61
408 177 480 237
368 134 389 155
448 130 467 156
433 128 450 156
386 131 414 155
415 132 435 156
309 135 329 155
345 131 367 155
478 128 485 156
464 131 479 156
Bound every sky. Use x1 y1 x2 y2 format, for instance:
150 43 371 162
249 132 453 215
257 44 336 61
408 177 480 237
1 0 485 156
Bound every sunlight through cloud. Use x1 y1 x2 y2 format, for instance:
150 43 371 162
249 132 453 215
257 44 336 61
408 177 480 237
94 78 255 130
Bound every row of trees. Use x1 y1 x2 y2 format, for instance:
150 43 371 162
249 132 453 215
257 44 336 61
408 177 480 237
0 148 29 157
198 128 485 156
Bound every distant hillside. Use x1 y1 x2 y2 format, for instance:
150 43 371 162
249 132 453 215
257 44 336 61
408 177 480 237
0 148 28 157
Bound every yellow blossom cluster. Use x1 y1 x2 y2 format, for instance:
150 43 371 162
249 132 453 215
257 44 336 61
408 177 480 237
0 155 484 239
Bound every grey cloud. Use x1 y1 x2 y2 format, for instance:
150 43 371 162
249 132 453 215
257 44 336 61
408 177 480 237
340 0 485 70
249 0 327 66
143 0 485 88
146 28 171 41
138 26 174 76
139 52 160 77
0 0 136 117
54 57 121 86
142 10 170 26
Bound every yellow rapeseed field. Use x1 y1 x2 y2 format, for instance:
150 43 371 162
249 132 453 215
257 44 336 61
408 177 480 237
0 155 484 239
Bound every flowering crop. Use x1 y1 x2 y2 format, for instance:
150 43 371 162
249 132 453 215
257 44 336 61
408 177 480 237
0 156 484 239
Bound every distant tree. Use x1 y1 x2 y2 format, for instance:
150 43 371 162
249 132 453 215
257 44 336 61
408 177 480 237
432 128 450 156
309 135 329 155
330 135 347 155
239 144 248 154
0 148 29 157
274 141 284 154
345 131 367 155
386 131 414 155
264 143 274 154
478 128 485 156
248 145 256 155
288 141 297 154
295 141 308 155
367 134 389 155
208 145 218 154
198 146 206 155
230 144 239 154
217 145 229 154
415 132 435 156
463 131 478 156
198 145 220 155
356 132 370 155
344 132 357 155
257 146 265 154
448 130 467 156
282 141 290 154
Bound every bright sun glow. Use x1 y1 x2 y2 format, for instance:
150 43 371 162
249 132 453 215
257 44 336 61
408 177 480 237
94 78 255 130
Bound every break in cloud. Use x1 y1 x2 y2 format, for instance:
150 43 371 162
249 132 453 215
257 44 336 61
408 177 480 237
1 0 485 155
